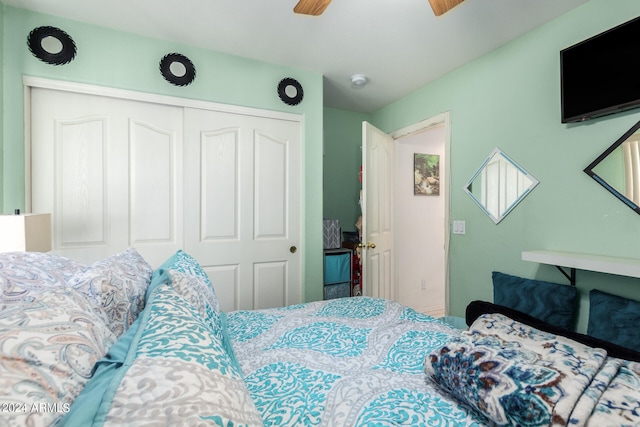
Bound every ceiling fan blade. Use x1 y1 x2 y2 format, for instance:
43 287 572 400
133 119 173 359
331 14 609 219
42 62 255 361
428 0 465 16
293 0 332 16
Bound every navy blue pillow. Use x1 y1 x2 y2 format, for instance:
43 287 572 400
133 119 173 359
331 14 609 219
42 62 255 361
588 290 640 352
492 271 577 330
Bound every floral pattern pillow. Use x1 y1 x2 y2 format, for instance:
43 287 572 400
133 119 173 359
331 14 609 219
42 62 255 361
0 287 116 427
68 248 153 338
0 252 87 304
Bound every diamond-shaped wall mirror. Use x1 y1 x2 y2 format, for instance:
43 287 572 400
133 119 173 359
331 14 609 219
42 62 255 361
584 119 640 215
464 147 539 224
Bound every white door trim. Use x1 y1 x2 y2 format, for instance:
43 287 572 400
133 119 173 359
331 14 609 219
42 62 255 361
391 111 452 315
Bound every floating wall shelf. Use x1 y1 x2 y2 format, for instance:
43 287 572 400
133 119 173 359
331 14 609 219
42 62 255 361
522 250 640 286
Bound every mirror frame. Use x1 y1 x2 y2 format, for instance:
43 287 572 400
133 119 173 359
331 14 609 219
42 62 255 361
584 119 640 215
464 147 539 224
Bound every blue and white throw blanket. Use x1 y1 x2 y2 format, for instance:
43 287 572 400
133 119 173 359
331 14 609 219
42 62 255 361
227 297 489 426
426 313 640 426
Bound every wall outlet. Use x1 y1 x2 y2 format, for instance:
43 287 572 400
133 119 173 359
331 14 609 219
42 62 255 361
452 220 466 235
421 279 426 290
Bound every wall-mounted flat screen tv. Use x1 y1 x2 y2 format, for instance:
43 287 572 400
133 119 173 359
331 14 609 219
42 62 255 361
561 16 640 123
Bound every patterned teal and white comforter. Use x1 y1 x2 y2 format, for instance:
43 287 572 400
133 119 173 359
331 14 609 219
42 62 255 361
40 248 640 427
8 249 640 426
227 297 488 426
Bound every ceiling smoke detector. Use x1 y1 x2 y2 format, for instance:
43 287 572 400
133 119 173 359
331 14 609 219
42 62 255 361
351 74 368 88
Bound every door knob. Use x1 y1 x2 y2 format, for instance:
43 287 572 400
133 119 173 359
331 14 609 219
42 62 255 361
358 242 376 249
290 246 297 253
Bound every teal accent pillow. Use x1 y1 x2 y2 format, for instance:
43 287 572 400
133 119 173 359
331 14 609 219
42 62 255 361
492 271 577 330
588 290 640 352
149 250 219 313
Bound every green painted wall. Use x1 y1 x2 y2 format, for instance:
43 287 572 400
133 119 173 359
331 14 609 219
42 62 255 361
1 5 324 302
371 0 640 332
6 1 640 328
0 4 4 208
322 107 369 234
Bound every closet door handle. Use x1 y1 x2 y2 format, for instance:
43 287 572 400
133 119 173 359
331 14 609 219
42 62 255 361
358 242 376 249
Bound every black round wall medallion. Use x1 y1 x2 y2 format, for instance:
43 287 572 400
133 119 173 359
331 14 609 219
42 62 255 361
27 26 77 66
277 77 304 106
159 53 196 87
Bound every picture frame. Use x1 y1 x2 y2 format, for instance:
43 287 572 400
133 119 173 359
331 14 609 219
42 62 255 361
414 153 440 195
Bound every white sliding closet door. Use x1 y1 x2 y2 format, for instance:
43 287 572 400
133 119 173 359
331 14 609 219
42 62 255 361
29 83 302 311
183 108 302 311
30 88 183 266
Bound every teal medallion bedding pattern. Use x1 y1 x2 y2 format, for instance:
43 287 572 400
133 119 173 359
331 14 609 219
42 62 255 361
228 298 488 426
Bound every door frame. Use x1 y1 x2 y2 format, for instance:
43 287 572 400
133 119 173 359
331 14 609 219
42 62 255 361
390 111 452 315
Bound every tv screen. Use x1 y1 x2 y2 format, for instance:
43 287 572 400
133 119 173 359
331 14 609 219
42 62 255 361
561 16 640 123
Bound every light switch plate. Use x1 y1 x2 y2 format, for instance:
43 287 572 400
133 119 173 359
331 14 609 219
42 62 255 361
452 220 466 235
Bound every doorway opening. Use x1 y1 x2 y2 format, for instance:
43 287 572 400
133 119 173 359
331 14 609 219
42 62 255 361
393 120 448 316
391 112 450 316
361 112 450 316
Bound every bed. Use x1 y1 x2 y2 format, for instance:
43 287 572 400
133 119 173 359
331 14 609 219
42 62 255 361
2 248 640 426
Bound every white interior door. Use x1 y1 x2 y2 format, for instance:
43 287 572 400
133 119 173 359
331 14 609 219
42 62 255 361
30 88 184 266
362 122 395 299
183 108 302 311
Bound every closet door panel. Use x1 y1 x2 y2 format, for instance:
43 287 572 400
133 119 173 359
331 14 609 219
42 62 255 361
57 117 107 246
30 88 183 266
130 120 176 244
204 265 239 313
254 131 287 238
254 261 286 309
200 128 239 240
184 108 302 311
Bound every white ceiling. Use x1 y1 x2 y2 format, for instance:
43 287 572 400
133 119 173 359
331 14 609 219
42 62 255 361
6 0 589 113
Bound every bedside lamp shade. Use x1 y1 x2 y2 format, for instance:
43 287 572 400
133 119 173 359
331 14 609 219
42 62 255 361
0 213 52 252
